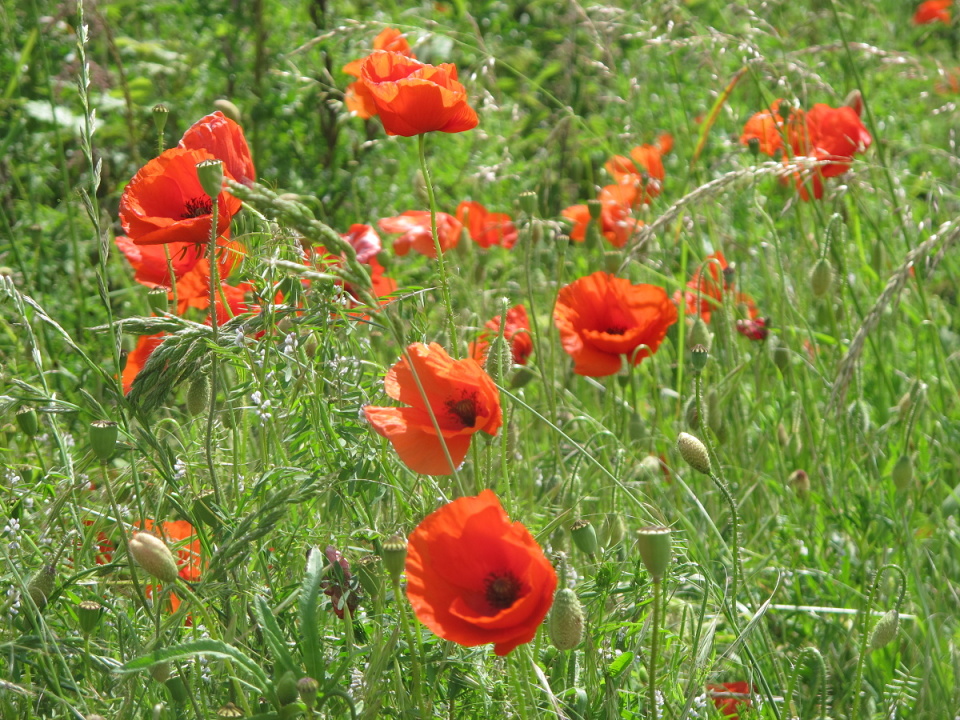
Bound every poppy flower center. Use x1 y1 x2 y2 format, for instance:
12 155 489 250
182 196 213 219
484 570 523 610
446 393 479 428
605 325 628 335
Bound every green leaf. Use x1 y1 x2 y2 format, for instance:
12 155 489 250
300 547 326 680
118 639 269 694
254 595 298 678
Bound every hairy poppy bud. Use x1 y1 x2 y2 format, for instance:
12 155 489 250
129 532 179 584
195 159 225 200
213 98 243 124
27 564 56 610
298 677 320 710
89 420 119 463
689 318 712 351
77 600 103 635
570 519 598 556
150 661 171 684
892 455 913 491
275 670 299 706
677 432 711 475
636 526 672 581
16 406 39 438
810 258 834 299
382 534 407 584
868 609 899 651
484 332 514 382
186 375 209 416
147 286 169 314
548 588 585 650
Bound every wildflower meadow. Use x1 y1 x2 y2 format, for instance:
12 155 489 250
4 1 960 718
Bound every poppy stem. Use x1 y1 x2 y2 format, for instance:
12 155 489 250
417 133 460 356
205 198 223 506
393 577 427 716
648 576 662 720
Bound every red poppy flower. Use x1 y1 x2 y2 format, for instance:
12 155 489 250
344 29 416 119
119 147 242 246
469 305 533 366
81 520 115 565
455 201 518 249
122 333 166 394
740 99 790 157
363 343 502 475
137 519 204 614
405 489 557 656
605 135 671 203
167 261 251 321
553 272 677 377
116 236 244 290
179 111 256 186
706 682 754 718
562 183 642 248
378 210 463 257
358 51 478 137
679 251 758 324
309 225 397 305
736 316 769 341
914 0 952 24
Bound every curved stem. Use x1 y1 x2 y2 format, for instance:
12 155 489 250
786 646 827 720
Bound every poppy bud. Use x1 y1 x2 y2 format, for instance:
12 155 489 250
570 519 598 556
601 512 626 547
186 375 209 416
152 104 169 134
677 432 711 475
355 555 383 599
213 98 243 124
150 661 172 684
690 344 709 373
843 89 863 117
638 454 661 480
892 455 913 491
484 332 514 382
772 344 790 374
147 286 169 314
684 395 703 430
165 676 189 705
636 526 672 581
868 609 899 652
275 670 299 706
382 534 407 584
77 600 103 635
747 136 760 158
298 677 320 710
89 420 119 463
27 564 56 610
548 588 585 650
518 190 539 216
810 258 834 299
16 406 39 438
129 532 180 584
688 318 712 351
789 469 811 500
196 159 225 200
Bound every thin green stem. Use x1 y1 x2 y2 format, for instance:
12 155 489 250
205 196 224 505
648 577 662 720
393 577 427 718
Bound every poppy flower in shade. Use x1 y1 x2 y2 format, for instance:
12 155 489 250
309 225 397 306
122 333 166 394
363 343 502 476
378 210 463 257
120 147 242 246
553 272 677 377
358 51 478 137
469 305 533 366
405 489 558 656
455 201 519 249
706 682 754 718
914 0 952 24
679 251 758 324
344 29 416 119
736 316 769 341
178 111 256 187
562 183 642 248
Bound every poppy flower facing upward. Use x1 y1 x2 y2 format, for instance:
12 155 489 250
456 201 518 249
914 0 952 24
358 51 478 136
378 210 463 257
119 147 241 246
363 343 502 475
469 305 533 366
706 682 754 718
405 489 558 656
553 272 677 377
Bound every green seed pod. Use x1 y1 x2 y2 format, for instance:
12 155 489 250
548 588 585 650
150 661 171 684
27 564 56 610
570 519 598 556
298 677 320 710
382 535 407 584
810 258 834 299
89 420 119 463
147 286 169 314
195 158 225 200
747 136 760 158
129 532 180 584
518 190 539 216
677 432 711 475
868 609 899 652
186 375 209 416
636 526 672 581
16 406 39 438
892 455 913 491
586 198 602 221
77 600 103 635
690 344 709 373
152 104 169 134
275 670 299 706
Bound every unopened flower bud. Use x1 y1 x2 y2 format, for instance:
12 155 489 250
382 535 407 584
275 670 299 706
548 588 585 650
150 661 171 684
636 526 672 581
77 600 103 634
89 420 119 463
689 318 712 350
298 677 320 710
810 258 834 299
213 98 243 124
570 519 598 556
677 432 711 475
868 609 899 651
129 532 179 584
27 564 56 610
195 159 224 200
484 332 513 382
16 406 39 438
892 454 913 491
165 676 189 705
186 375 209 416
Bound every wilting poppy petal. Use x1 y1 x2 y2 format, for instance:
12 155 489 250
406 490 557 656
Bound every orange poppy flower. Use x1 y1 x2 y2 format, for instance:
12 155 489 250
179 111 256 186
137 519 203 614
119 147 241 246
469 305 533 366
553 272 677 377
405 489 557 656
740 99 790 156
378 210 463 257
605 135 670 203
679 251 758 324
455 201 518 249
363 343 502 475
706 682 754 718
562 183 642 248
344 29 415 119
914 0 952 24
122 333 166 394
116 236 244 290
358 51 478 137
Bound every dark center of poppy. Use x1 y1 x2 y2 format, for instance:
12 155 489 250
484 571 522 610
446 394 478 428
182 196 213 219
605 325 628 335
